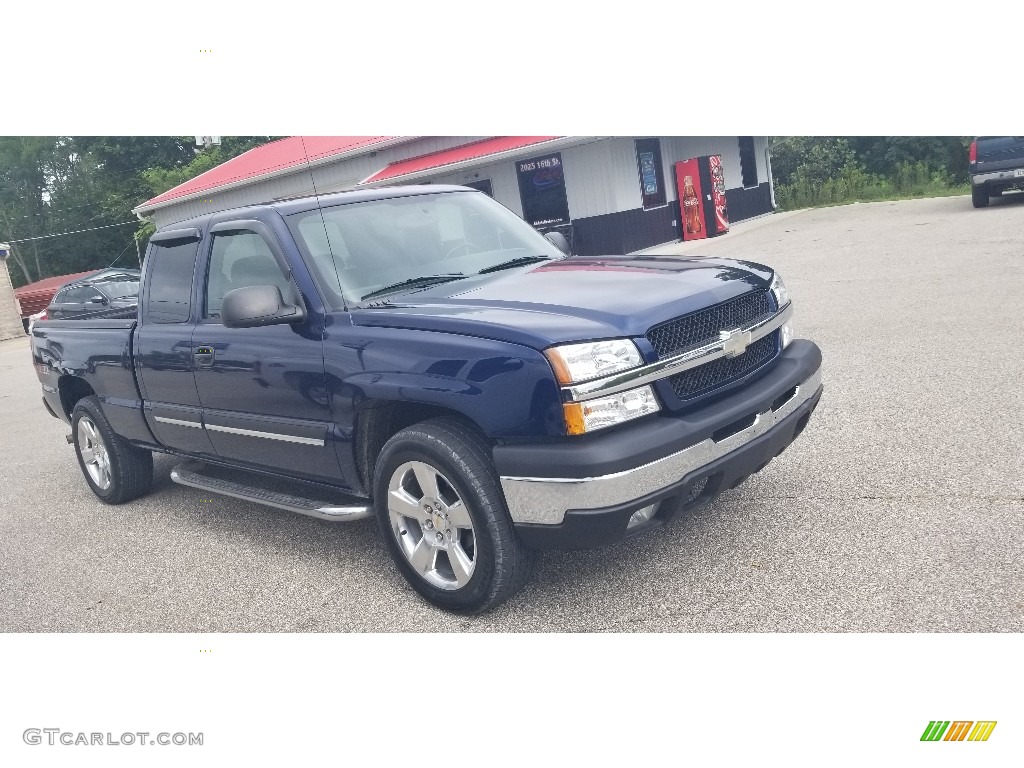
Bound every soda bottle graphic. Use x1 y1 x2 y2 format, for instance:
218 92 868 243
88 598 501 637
682 176 702 234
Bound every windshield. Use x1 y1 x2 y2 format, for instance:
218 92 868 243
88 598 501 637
286 191 565 307
94 279 140 299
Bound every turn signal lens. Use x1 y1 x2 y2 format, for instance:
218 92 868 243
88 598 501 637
781 321 794 348
562 402 587 435
563 385 661 435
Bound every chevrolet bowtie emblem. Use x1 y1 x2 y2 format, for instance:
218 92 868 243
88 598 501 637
719 328 752 358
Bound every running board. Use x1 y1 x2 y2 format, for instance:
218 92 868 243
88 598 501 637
169 461 372 522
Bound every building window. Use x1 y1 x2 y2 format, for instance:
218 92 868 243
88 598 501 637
635 138 667 209
738 137 758 188
516 153 570 228
463 178 493 197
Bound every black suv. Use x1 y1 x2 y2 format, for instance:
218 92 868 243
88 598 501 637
47 269 141 320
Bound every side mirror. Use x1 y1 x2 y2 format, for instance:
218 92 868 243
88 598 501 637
221 285 306 329
544 231 571 256
89 296 109 304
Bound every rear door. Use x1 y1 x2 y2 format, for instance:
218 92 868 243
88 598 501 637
191 218 341 482
134 228 216 455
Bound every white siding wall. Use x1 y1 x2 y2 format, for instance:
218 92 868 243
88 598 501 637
426 161 526 217
658 136 749 194
560 139 640 219
149 136 770 229
149 137 491 228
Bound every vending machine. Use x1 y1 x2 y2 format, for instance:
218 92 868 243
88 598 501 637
674 155 729 240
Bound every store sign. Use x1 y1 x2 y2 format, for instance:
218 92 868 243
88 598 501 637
635 138 666 209
639 151 658 195
516 153 570 228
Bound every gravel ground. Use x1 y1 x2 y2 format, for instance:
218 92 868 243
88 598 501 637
2 193 1023 632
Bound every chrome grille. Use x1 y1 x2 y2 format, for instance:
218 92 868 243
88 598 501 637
646 290 772 358
646 290 777 403
665 333 777 400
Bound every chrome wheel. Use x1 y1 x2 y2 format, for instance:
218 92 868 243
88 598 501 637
78 416 111 491
387 460 476 591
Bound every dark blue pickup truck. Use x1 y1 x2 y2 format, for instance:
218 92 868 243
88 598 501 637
31 185 823 612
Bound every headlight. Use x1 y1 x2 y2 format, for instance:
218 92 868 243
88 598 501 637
562 385 661 435
545 339 643 384
770 272 789 308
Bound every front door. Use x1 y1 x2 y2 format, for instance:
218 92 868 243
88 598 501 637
191 222 341 482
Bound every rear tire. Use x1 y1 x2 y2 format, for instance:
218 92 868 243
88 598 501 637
71 396 154 504
373 418 534 613
971 185 989 208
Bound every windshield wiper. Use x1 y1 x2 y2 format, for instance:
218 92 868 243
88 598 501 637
476 255 553 275
360 273 465 301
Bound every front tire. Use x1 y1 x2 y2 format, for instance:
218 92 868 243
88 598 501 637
71 396 154 504
373 418 534 613
971 185 989 208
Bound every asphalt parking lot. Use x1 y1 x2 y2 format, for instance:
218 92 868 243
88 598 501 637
2 193 1023 632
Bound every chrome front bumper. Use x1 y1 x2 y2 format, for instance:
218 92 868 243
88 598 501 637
500 366 822 526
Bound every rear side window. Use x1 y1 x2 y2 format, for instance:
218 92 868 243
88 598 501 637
146 239 199 323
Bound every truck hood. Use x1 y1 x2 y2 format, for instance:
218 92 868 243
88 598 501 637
348 255 774 350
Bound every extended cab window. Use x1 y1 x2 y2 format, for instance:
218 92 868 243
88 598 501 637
205 231 293 319
146 239 199 323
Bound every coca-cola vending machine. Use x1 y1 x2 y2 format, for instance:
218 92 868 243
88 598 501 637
674 155 729 240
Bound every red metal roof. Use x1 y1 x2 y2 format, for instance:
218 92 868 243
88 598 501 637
137 136 400 210
360 136 563 185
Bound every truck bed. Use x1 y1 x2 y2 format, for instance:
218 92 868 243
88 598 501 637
31 319 148 440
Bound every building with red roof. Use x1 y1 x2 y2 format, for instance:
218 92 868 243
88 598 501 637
134 136 775 256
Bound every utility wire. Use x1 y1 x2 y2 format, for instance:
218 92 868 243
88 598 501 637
5 220 138 244
103 237 141 271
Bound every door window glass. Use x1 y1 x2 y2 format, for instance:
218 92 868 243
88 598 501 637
205 231 293 319
146 239 200 323
738 137 758 188
81 287 104 304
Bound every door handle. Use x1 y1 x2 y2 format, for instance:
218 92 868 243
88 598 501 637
194 345 216 367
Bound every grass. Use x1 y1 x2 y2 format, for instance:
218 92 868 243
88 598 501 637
775 162 969 211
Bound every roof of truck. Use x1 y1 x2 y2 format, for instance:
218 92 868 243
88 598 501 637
158 185 477 232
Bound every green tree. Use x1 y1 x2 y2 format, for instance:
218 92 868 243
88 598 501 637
0 136 276 287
